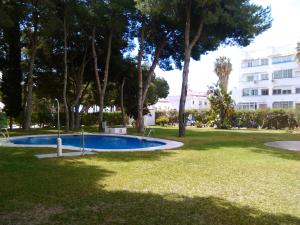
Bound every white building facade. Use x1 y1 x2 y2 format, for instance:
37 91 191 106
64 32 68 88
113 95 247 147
154 89 209 111
232 45 300 110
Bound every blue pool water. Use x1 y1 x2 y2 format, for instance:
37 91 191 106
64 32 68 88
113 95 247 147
10 135 165 150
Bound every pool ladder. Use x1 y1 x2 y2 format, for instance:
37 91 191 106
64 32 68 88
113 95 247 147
143 128 154 137
80 127 85 155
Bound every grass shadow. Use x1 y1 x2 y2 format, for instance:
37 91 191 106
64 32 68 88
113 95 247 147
0 148 299 225
93 150 175 162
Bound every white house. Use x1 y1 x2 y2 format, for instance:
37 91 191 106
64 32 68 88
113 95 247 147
232 44 300 110
144 107 156 126
154 89 209 111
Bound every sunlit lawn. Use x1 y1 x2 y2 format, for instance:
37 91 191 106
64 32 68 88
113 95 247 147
0 127 299 225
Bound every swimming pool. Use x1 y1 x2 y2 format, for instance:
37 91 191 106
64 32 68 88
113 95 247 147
6 134 183 152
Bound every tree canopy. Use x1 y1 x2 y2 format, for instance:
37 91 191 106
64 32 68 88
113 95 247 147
0 0 271 132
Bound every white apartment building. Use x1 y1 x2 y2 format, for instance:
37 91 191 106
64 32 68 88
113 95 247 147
232 45 300 110
154 89 209 111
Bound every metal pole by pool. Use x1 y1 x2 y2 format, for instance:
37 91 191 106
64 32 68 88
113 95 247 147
54 98 62 156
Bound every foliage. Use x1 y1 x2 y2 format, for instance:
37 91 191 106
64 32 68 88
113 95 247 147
156 110 178 125
208 84 235 129
124 75 169 119
214 57 232 92
76 112 127 127
232 109 298 130
168 109 178 125
0 112 8 128
155 116 169 126
139 0 272 136
0 1 23 120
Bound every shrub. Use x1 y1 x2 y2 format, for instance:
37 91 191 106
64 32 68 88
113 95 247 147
0 112 8 128
82 112 126 126
208 84 235 129
156 116 169 126
195 121 203 128
156 111 168 119
156 110 178 125
232 109 298 130
81 113 98 126
168 109 178 125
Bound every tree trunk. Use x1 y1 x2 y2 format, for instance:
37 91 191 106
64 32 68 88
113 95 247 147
178 0 204 137
178 0 191 137
92 27 102 131
23 45 37 131
178 53 191 137
137 28 145 133
63 12 69 132
23 3 38 131
120 77 126 126
92 27 113 132
70 49 86 131
136 30 165 133
142 41 166 103
100 29 112 130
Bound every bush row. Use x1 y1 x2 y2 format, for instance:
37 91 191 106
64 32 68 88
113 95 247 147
155 109 300 129
13 111 125 128
81 112 127 126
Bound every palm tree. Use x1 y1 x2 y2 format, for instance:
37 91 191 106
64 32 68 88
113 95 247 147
296 42 300 64
214 57 232 93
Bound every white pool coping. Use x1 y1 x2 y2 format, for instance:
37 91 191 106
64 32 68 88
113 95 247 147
35 151 96 159
265 141 300 152
0 133 184 152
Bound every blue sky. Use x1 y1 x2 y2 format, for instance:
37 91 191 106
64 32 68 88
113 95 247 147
156 0 300 96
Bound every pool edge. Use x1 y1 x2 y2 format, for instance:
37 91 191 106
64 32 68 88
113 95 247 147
1 133 184 152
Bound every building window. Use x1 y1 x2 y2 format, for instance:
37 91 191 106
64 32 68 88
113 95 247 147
273 101 293 109
261 73 268 80
246 75 254 82
273 88 292 95
238 102 257 110
261 58 268 66
272 55 294 64
243 73 259 82
259 104 268 109
241 58 269 68
272 69 293 79
296 88 300 94
261 89 269 95
273 89 281 95
282 89 292 95
243 89 258 96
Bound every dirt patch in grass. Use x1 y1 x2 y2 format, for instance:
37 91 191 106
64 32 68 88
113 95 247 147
0 204 63 225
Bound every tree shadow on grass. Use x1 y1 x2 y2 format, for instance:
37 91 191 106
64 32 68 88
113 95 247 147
1 151 299 225
93 150 175 162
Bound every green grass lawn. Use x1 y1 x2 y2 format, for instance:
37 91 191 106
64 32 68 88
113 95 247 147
0 127 299 225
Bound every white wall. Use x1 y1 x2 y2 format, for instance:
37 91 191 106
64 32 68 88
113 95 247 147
144 109 155 126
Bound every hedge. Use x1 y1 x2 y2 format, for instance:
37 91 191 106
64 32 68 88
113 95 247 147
81 112 126 126
156 109 299 129
14 111 126 128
